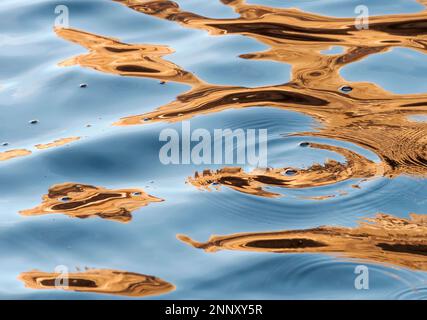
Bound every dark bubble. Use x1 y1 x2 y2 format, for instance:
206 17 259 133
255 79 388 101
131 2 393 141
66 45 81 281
1 142 9 147
29 120 39 125
80 83 88 88
59 197 71 202
283 169 297 176
131 192 142 196
339 85 353 93
299 142 310 147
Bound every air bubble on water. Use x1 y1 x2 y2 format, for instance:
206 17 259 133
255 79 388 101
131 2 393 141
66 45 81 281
283 169 297 176
29 119 39 125
339 85 353 93
59 196 71 202
299 142 310 147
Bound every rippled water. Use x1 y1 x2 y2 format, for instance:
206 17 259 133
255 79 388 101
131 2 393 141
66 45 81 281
1 0 427 299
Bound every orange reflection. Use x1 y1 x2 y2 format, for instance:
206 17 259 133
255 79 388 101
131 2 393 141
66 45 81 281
55 0 427 178
0 149 31 162
188 143 381 197
35 137 80 150
20 182 163 223
178 213 427 271
19 269 175 297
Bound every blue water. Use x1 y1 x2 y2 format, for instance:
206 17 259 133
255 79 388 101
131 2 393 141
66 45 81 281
1 0 427 300
341 47 427 94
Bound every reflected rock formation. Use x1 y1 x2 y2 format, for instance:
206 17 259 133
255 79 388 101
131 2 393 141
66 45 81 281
178 213 427 271
19 269 175 297
55 0 427 179
20 183 163 222
188 143 381 197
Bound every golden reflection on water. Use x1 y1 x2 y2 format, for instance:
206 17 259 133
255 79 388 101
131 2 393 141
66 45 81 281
37 0 427 278
178 213 427 272
0 149 31 161
188 142 381 197
0 138 80 163
35 137 80 150
19 269 175 297
20 182 163 223
55 0 427 180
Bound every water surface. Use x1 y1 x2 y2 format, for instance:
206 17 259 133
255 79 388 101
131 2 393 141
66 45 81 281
1 0 427 300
